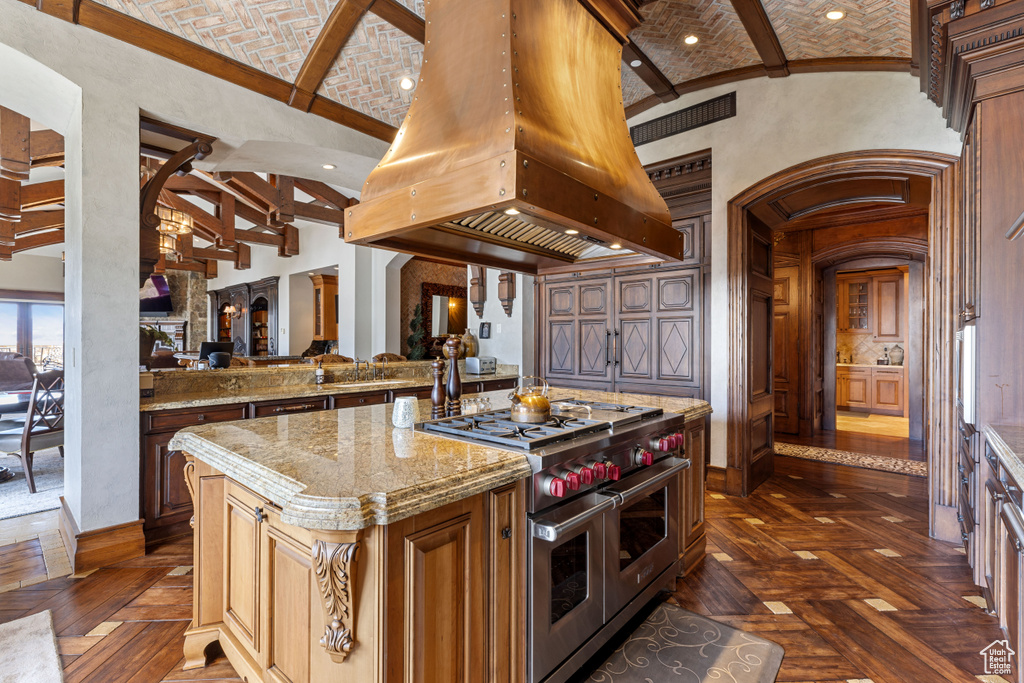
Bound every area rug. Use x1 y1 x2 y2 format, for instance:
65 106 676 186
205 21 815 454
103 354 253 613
0 610 64 683
586 603 784 683
0 447 63 520
775 442 927 478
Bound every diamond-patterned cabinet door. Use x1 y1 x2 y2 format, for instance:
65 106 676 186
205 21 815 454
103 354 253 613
549 286 575 317
658 274 694 312
659 318 695 382
618 319 651 378
579 321 611 378
547 321 575 375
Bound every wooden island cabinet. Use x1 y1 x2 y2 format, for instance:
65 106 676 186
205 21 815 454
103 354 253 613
182 457 526 683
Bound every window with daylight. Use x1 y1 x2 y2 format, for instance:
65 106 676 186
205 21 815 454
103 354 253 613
0 300 64 369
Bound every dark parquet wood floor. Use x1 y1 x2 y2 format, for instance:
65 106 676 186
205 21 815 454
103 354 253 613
0 456 1003 682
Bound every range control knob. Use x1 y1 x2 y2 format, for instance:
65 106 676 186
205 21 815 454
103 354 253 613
605 463 622 481
568 464 595 485
563 471 581 491
590 462 608 479
651 436 674 451
545 476 567 498
671 433 685 449
634 448 654 467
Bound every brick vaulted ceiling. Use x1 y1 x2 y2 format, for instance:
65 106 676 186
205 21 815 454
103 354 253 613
18 0 920 142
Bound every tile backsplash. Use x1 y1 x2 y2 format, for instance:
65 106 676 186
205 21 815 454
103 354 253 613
837 333 906 365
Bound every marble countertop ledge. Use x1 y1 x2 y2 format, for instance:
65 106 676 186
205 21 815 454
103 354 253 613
985 425 1024 485
171 389 711 531
142 373 520 411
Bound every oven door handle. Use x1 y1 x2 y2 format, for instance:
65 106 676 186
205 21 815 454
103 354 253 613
532 497 616 543
603 458 691 506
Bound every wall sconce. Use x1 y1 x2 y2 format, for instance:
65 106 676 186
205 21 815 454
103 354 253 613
224 305 243 319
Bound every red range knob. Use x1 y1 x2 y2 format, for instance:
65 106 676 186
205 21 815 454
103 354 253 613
547 477 567 498
593 462 608 479
636 449 654 466
673 433 685 449
658 438 672 451
577 467 595 485
606 464 621 481
564 472 581 491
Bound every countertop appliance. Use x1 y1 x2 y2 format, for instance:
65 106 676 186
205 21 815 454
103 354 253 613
466 356 496 375
418 398 689 683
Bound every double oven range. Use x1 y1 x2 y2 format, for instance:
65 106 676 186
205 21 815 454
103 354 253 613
419 399 690 683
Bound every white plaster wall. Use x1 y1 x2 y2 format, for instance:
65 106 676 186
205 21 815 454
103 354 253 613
0 254 65 293
630 71 962 467
288 273 315 356
467 268 534 372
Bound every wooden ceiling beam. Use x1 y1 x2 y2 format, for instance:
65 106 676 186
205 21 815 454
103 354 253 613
293 201 346 226
193 246 243 262
622 42 678 103
0 178 20 222
234 229 285 248
157 190 224 241
0 107 32 181
30 130 64 168
0 220 13 248
371 0 426 43
290 0 375 111
293 177 354 209
13 228 64 255
235 202 286 234
212 171 282 212
15 210 63 235
728 0 789 77
20 179 64 209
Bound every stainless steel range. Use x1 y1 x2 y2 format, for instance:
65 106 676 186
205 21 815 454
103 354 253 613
418 398 690 683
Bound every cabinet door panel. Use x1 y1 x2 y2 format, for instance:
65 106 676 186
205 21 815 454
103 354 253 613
547 321 576 376
846 373 871 409
682 420 706 552
224 485 263 659
618 278 652 314
874 275 902 341
578 320 612 379
658 274 695 311
579 280 610 315
263 522 312 683
658 318 695 383
548 286 575 316
872 370 904 415
618 319 651 379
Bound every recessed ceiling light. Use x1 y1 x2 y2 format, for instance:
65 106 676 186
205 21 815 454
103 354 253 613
399 77 415 91
610 243 623 250
826 10 844 20
322 164 336 170
629 59 642 68
565 229 579 235
504 207 521 215
684 35 699 45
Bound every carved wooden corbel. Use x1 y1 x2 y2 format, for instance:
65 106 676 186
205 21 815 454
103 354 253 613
498 271 516 317
182 460 196 529
470 265 487 317
312 539 359 663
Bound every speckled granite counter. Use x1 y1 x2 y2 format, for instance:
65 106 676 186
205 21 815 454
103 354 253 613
142 373 520 411
170 388 711 531
985 425 1024 484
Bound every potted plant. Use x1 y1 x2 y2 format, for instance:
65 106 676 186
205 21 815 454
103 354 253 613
140 325 176 368
406 304 427 361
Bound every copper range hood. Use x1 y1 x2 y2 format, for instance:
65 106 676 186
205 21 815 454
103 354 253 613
344 0 681 274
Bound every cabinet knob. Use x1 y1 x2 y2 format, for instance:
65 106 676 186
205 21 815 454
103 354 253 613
501 527 512 540
254 506 265 523
197 414 206 421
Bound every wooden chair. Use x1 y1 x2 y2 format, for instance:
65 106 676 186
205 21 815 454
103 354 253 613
372 352 407 363
0 370 64 493
312 353 354 364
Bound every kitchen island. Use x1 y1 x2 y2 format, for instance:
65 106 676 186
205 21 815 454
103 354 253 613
174 389 710 683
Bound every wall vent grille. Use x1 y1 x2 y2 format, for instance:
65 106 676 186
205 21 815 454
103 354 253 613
630 92 736 146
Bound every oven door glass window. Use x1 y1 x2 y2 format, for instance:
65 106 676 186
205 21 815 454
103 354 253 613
618 487 667 571
550 533 589 624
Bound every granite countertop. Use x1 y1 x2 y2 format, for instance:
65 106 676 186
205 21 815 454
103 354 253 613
142 372 520 411
985 425 1024 484
171 387 712 531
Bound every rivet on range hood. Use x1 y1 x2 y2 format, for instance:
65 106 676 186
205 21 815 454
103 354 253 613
344 0 681 274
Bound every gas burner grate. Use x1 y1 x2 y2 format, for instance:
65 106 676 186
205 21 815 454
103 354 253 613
417 409 610 450
552 399 659 414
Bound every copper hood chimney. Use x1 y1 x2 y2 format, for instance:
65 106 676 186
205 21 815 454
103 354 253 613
344 0 681 273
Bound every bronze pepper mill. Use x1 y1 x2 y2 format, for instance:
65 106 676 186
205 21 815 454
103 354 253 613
431 358 447 420
444 335 462 416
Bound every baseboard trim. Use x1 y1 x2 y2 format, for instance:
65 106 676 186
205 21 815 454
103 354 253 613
58 497 145 573
706 465 746 496
706 465 727 493
680 534 707 576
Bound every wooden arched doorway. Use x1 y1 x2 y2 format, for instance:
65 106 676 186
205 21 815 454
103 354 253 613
726 150 961 542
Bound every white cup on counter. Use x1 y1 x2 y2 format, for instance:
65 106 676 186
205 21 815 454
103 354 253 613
392 396 420 429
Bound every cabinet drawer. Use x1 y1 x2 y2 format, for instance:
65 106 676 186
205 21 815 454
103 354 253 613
250 396 331 418
332 392 388 409
390 387 433 401
144 404 248 434
479 378 518 393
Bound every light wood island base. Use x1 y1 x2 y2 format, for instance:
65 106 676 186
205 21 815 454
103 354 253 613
182 457 526 683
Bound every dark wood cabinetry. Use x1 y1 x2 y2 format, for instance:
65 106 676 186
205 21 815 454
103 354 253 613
539 266 704 398
210 277 279 356
836 270 904 340
680 418 706 575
